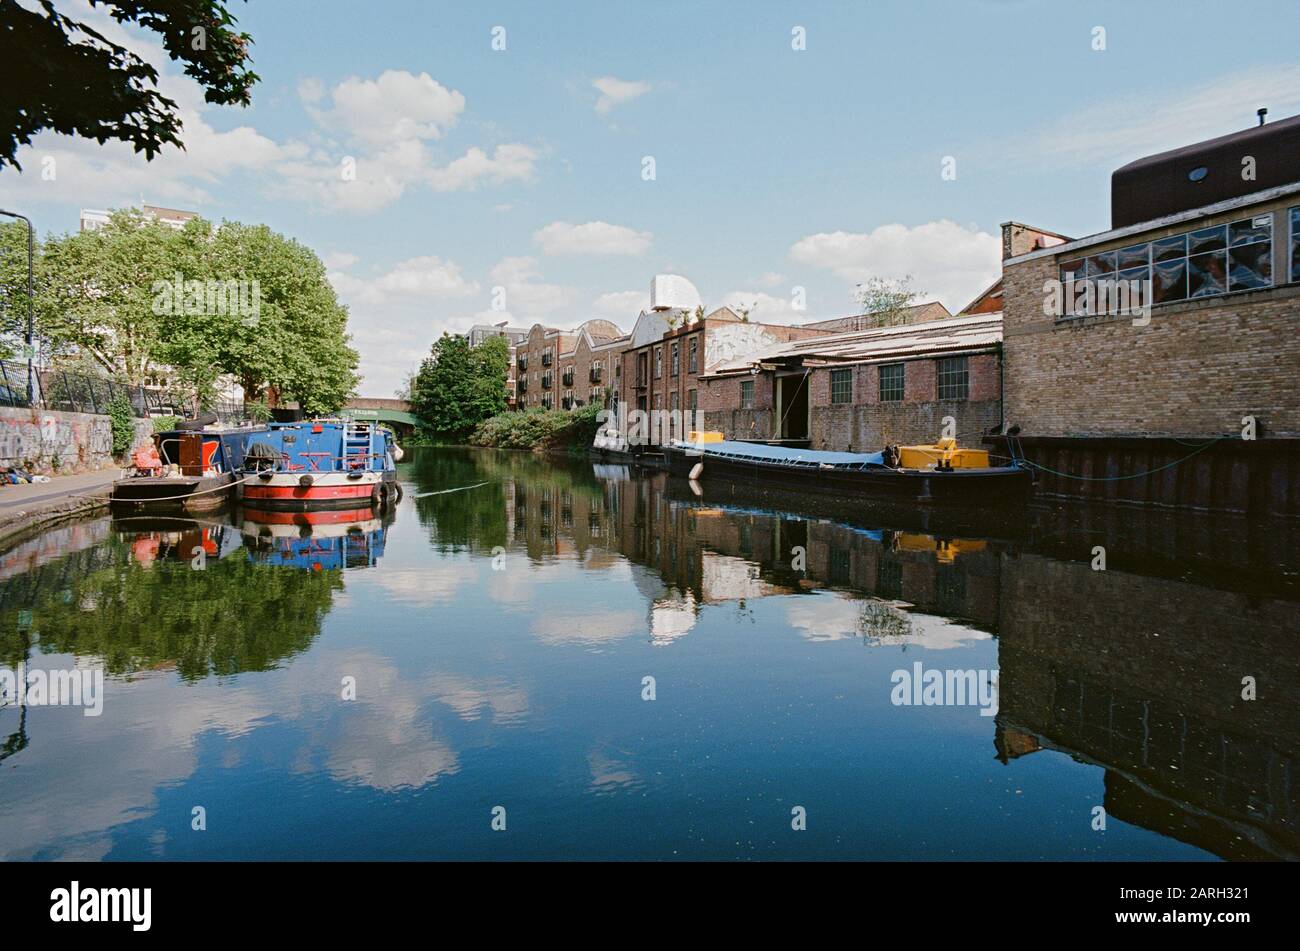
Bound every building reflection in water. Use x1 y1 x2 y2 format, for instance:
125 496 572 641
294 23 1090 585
425 449 1297 861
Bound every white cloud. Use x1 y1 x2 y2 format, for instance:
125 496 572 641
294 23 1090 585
331 255 478 306
304 70 465 146
327 255 484 392
323 251 359 270
593 290 649 319
534 220 653 257
719 290 801 324
755 271 785 288
427 143 538 192
789 219 1000 313
1024 64 1300 168
488 255 580 319
592 76 652 115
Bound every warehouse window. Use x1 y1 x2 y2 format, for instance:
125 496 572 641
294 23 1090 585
1291 206 1300 283
688 337 699 373
671 342 680 376
654 347 662 378
687 388 697 411
830 368 852 404
937 357 969 401
879 363 904 402
1057 213 1273 312
740 379 754 408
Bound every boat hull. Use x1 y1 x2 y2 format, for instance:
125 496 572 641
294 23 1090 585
663 444 1032 505
241 470 398 510
109 473 237 512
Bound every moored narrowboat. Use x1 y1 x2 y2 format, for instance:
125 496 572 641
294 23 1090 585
239 419 402 510
662 435 1032 505
110 424 263 512
241 505 389 570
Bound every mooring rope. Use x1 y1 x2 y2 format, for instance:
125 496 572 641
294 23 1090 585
68 473 257 503
1003 435 1230 482
411 481 491 499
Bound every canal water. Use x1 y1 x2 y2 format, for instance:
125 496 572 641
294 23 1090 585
0 447 1295 860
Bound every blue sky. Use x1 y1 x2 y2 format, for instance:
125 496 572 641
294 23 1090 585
4 0 1299 394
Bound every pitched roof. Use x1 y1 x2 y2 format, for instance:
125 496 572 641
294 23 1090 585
799 301 951 333
705 312 1002 376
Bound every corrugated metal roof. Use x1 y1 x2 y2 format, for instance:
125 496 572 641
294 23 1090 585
704 312 1002 376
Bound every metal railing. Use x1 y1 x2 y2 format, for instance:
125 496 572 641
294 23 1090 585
0 360 199 418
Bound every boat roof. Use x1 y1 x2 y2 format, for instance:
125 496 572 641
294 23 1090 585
697 439 885 468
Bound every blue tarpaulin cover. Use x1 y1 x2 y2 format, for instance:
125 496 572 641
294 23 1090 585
695 440 885 469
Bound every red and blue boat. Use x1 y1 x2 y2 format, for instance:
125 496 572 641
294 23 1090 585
239 419 403 510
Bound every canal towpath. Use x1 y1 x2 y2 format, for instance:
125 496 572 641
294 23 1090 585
0 469 119 549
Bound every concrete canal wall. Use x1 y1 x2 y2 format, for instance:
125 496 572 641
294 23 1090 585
0 406 152 474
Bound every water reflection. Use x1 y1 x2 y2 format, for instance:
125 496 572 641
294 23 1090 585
409 449 1298 859
0 446 1294 860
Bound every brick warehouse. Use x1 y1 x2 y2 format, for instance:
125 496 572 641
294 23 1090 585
514 319 626 410
617 305 830 427
700 307 1006 450
997 113 1300 516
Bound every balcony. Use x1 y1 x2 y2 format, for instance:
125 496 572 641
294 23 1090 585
541 352 553 367
561 370 574 387
517 357 528 372
589 367 602 383
542 373 552 390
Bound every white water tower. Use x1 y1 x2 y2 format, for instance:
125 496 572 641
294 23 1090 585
649 274 702 312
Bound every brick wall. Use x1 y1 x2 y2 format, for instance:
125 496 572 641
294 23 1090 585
700 372 775 440
1002 195 1300 438
704 352 1003 450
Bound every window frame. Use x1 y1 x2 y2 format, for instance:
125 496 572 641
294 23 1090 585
936 356 969 401
1057 212 1275 318
739 378 755 409
829 368 853 405
879 363 904 403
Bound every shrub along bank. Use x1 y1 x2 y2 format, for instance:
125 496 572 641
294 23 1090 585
470 404 603 452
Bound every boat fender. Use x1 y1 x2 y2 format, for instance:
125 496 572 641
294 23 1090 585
346 470 363 480
257 471 273 481
299 474 314 488
689 462 704 480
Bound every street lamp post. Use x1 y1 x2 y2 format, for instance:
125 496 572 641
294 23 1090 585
0 209 35 404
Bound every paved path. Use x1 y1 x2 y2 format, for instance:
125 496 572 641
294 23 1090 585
0 469 117 515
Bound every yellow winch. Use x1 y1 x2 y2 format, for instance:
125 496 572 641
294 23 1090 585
896 437 990 470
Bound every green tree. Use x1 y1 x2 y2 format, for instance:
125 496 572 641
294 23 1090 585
854 275 923 328
202 221 358 414
34 213 357 414
410 334 509 439
40 210 209 385
0 0 258 169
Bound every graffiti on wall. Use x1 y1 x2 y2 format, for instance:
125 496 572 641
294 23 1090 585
0 407 149 473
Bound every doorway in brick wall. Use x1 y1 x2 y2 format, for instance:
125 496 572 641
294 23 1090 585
776 373 809 441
